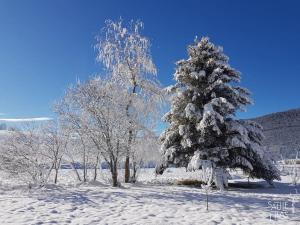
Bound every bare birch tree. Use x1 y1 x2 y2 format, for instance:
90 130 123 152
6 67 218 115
95 18 163 182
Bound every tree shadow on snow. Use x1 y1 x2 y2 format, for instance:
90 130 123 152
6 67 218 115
27 185 98 207
109 182 300 214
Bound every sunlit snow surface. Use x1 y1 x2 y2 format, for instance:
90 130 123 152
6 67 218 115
0 168 299 225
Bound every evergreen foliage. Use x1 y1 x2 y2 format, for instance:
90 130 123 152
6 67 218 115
156 37 280 187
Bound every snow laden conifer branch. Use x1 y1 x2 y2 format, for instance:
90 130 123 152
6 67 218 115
156 37 280 190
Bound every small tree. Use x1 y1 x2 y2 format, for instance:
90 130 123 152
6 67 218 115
130 132 160 182
54 97 91 182
41 121 69 184
156 37 280 189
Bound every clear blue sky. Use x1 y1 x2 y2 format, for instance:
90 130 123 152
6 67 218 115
0 0 300 120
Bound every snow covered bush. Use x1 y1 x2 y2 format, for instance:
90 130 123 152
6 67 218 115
0 124 51 187
156 37 280 189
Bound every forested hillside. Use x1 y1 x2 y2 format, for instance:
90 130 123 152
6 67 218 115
251 108 300 159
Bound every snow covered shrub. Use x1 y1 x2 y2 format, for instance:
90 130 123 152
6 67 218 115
156 37 280 189
0 125 51 187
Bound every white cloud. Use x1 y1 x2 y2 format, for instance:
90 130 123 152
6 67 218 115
0 117 52 122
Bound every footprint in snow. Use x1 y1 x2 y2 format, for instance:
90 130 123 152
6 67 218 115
68 206 78 212
50 209 59 214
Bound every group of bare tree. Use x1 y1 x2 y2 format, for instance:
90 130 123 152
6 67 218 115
0 19 164 187
0 122 68 187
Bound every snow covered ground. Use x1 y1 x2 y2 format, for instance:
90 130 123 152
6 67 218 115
0 168 299 225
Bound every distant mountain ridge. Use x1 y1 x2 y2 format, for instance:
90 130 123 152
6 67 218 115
250 108 300 159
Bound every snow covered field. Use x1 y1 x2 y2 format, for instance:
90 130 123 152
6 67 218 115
0 168 299 225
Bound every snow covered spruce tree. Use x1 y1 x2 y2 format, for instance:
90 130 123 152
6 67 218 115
156 37 280 189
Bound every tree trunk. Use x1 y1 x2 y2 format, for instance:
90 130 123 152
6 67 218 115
93 154 99 181
131 161 137 183
125 156 130 183
46 163 55 183
83 149 86 182
112 170 118 187
206 192 208 211
70 161 82 182
93 166 97 181
125 127 133 183
54 157 62 184
111 162 118 187
54 168 58 184
80 135 87 182
124 82 137 183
